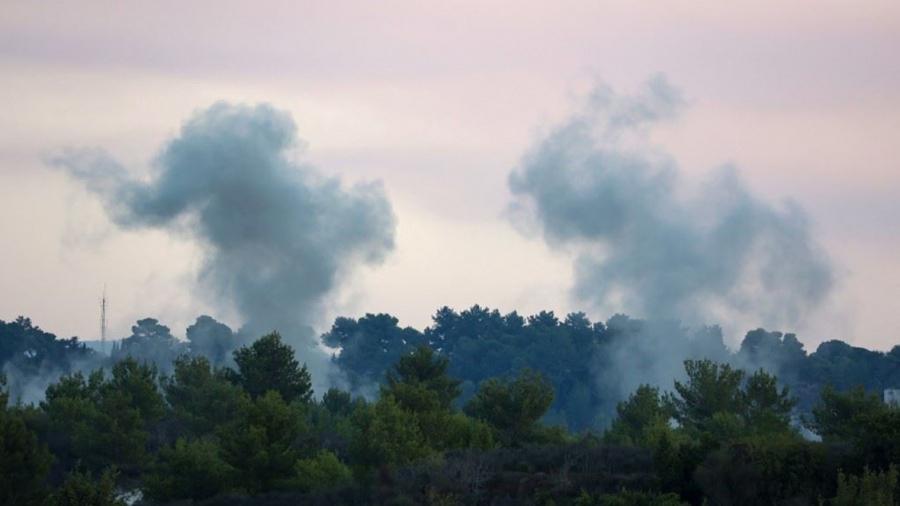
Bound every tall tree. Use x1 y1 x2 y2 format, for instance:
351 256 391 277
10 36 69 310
232 332 313 404
47 468 124 506
164 355 249 437
186 315 236 366
144 438 236 502
668 359 744 434
604 384 673 446
217 390 307 492
809 386 900 467
0 317 95 403
0 376 52 506
464 369 555 446
831 466 898 506
42 359 164 475
808 386 884 441
112 318 185 373
741 369 796 435
382 345 461 413
350 395 431 468
322 314 425 390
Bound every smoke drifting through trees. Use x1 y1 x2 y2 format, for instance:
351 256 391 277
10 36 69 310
53 102 396 390
508 77 836 399
2 308 899 431
40 80 837 411
0 318 100 404
3 311 897 505
508 76 834 329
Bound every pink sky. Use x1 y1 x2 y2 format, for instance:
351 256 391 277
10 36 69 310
1 1 898 350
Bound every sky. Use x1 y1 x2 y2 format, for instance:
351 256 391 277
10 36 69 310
1 1 898 351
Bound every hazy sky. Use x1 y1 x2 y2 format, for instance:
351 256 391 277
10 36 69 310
1 1 898 350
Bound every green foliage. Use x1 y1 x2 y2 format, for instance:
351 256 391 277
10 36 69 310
650 428 699 500
41 358 164 474
609 361 805 503
0 318 96 402
0 377 52 506
306 390 363 462
144 437 236 501
164 355 250 436
217 390 308 492
575 490 594 506
464 368 555 446
3 314 900 504
322 314 427 390
350 395 432 468
668 359 745 434
111 317 185 373
702 411 746 442
604 385 672 446
428 307 604 430
666 360 797 443
186 315 236 365
105 358 166 422
311 306 900 434
805 340 900 394
376 345 494 454
292 450 353 492
47 468 123 506
738 329 808 385
831 465 898 506
694 435 839 505
851 407 900 469
416 410 496 452
383 345 461 413
41 372 103 465
444 411 495 450
808 385 900 468
232 332 313 403
809 386 885 441
329 307 736 432
741 368 796 435
322 387 355 417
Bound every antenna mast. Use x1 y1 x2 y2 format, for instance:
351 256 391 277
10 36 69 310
100 286 107 354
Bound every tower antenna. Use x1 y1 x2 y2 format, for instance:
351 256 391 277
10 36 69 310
100 285 107 354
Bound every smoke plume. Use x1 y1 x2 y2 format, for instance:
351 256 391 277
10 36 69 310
53 102 396 389
509 76 833 333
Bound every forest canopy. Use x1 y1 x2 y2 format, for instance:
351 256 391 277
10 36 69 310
1 308 899 505
3 306 900 428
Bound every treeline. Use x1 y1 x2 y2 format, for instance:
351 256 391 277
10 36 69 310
326 307 900 427
3 307 900 430
2 326 900 505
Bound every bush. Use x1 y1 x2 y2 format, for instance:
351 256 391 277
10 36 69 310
144 438 236 501
48 468 123 506
292 450 353 492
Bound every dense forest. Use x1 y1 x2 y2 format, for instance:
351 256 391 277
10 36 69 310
2 308 899 505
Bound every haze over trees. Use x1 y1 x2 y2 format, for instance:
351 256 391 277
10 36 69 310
1 307 899 504
325 306 900 429
3 306 900 429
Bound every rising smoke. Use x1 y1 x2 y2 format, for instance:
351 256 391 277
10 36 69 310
509 76 834 332
53 102 396 390
509 77 835 403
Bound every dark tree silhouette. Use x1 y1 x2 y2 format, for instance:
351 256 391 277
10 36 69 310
232 332 313 404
